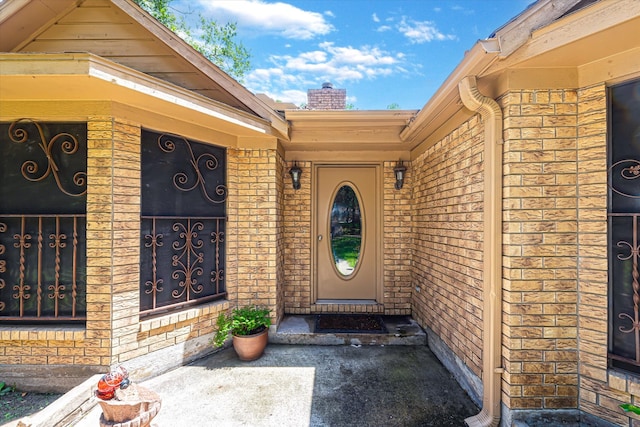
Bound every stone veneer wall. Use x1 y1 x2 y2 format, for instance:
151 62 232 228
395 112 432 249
501 89 580 412
411 115 485 379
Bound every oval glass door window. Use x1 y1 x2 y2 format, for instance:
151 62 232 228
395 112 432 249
330 185 362 276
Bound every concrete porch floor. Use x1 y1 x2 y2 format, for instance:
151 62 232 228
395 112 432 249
13 316 481 427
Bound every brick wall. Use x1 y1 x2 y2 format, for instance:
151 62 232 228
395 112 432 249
228 148 279 319
411 116 485 377
282 160 312 314
105 120 142 366
383 161 413 315
275 153 286 320
501 89 579 411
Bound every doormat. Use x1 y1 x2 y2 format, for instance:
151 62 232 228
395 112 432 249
314 314 388 334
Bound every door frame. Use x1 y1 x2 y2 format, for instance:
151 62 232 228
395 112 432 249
311 162 384 304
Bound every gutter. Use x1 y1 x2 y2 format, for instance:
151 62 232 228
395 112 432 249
399 41 499 144
458 75 504 427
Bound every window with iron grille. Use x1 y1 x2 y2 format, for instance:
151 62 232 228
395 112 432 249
608 78 640 374
140 130 227 318
0 120 87 324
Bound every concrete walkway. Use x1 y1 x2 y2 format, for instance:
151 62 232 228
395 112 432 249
73 343 478 426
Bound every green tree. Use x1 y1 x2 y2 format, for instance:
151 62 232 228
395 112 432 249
133 0 250 82
387 103 400 110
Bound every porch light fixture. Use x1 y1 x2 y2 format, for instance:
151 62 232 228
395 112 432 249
394 160 407 190
289 161 302 190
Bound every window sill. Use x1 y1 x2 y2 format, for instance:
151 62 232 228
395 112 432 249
138 300 230 333
609 369 640 397
0 324 86 340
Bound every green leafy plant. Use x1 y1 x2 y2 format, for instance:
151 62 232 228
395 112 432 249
0 382 15 396
133 0 251 81
621 403 640 415
212 306 271 348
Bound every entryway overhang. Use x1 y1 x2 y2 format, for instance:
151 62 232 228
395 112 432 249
283 109 418 161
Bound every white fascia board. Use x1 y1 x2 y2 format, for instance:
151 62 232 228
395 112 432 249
86 59 268 135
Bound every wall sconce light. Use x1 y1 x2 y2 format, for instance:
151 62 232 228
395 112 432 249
289 161 302 190
394 160 407 190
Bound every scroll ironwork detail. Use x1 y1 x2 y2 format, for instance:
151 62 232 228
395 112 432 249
144 219 164 310
48 217 67 317
0 222 5 312
171 219 205 299
0 215 85 322
8 119 87 197
211 222 225 292
140 216 226 316
609 159 640 199
157 134 227 204
140 130 226 317
608 78 640 373
616 216 640 360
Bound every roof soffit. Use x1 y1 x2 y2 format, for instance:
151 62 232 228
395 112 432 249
284 110 418 152
0 53 273 140
483 0 640 73
492 0 583 57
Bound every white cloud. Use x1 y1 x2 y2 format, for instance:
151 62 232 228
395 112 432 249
397 17 456 43
196 0 333 39
244 42 409 104
376 25 392 32
372 13 380 23
450 5 475 16
319 42 397 66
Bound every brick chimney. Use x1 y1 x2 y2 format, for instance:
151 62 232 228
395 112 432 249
307 82 346 110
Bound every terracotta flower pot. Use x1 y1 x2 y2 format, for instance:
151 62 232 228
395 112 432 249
98 384 161 427
232 328 268 361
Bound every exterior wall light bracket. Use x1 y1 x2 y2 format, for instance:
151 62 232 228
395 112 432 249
289 161 302 190
394 160 407 190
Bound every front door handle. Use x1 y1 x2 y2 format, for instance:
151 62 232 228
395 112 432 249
318 235 323 241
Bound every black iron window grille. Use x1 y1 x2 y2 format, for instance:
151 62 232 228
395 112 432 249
140 130 227 318
0 120 87 323
608 78 640 374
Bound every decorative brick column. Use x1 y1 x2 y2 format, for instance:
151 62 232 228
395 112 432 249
501 89 579 411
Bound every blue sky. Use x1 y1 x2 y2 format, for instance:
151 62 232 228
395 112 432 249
176 0 533 110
